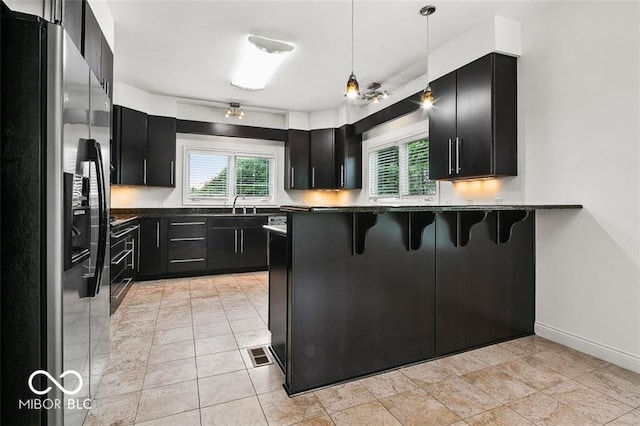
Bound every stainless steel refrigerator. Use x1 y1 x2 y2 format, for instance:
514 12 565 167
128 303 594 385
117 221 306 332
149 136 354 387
1 4 111 425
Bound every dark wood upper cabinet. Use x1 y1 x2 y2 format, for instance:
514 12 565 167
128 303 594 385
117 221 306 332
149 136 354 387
82 2 101 81
428 53 517 180
285 129 310 190
334 125 362 189
63 0 83 52
100 34 114 99
114 106 147 185
309 128 335 189
147 115 176 187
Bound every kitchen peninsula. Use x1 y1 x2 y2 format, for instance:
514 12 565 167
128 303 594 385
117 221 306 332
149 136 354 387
267 204 581 395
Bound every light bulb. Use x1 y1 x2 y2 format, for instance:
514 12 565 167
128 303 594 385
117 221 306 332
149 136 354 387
382 91 388 99
373 97 379 104
345 72 360 99
420 87 435 109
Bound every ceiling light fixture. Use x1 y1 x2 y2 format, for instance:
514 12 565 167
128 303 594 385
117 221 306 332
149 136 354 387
231 35 294 91
359 82 389 103
345 0 360 99
420 5 436 109
225 102 245 119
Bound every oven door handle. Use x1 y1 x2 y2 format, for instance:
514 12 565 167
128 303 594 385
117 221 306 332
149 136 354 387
86 139 107 297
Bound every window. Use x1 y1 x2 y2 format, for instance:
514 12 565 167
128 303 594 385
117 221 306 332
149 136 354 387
369 138 436 200
185 149 275 204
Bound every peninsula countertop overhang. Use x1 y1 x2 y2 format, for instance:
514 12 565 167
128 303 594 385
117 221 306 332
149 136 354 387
279 204 583 213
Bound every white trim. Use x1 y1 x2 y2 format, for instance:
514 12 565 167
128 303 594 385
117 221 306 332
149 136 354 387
535 322 640 374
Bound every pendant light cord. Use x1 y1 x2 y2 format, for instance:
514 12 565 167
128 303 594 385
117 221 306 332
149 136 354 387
351 0 355 74
425 12 430 86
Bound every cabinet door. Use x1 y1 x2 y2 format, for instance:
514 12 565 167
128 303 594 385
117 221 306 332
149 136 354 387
428 72 457 179
285 129 310 190
238 227 267 269
147 116 176 187
101 35 114 98
207 228 238 270
63 0 83 52
334 125 362 189
455 54 493 178
138 218 166 276
268 233 287 367
309 128 334 189
115 106 147 185
83 2 102 82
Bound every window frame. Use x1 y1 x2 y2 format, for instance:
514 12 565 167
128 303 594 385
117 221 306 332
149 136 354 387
367 131 438 203
183 146 276 206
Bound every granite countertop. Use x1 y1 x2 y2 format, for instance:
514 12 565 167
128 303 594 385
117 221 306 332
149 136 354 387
110 207 283 222
263 224 287 236
279 204 583 213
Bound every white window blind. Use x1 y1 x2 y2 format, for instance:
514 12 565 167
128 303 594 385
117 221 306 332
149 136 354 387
235 156 273 197
401 139 436 196
369 146 399 197
186 152 230 200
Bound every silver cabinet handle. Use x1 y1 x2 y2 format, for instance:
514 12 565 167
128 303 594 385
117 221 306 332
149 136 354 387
137 227 141 273
170 237 205 242
131 237 136 270
340 164 345 187
290 167 294 188
111 249 133 266
170 160 174 185
143 159 147 185
170 258 205 264
234 229 238 253
311 167 316 188
171 222 205 226
448 138 453 175
113 278 133 300
111 224 139 239
156 221 160 248
240 229 244 253
456 137 461 174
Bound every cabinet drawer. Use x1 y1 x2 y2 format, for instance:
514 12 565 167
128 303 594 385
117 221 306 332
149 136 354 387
168 248 207 273
168 236 207 251
208 217 237 228
238 217 267 227
168 219 207 238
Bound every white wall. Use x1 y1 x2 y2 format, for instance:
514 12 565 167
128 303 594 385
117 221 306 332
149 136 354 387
520 2 640 372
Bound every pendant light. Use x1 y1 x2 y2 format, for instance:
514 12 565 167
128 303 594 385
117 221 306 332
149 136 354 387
345 0 360 99
420 5 436 109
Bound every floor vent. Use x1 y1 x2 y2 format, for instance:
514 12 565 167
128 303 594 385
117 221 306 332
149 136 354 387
247 346 273 367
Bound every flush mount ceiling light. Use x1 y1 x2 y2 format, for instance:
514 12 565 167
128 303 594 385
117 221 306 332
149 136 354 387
225 102 245 119
231 35 294 91
420 5 436 109
345 0 360 100
359 82 389 104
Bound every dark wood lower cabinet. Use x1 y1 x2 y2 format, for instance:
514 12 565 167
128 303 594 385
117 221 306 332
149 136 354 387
267 232 288 368
207 227 238 270
238 227 268 268
137 218 167 277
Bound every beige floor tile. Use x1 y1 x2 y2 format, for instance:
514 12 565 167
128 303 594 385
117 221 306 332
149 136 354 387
201 396 267 425
152 326 194 346
247 363 285 394
234 329 272 349
106 348 150 373
530 348 608 379
95 367 145 399
225 307 261 321
400 359 457 387
608 409 640 425
191 296 223 309
134 409 201 426
191 287 219 298
462 367 536 404
465 406 534 425
576 365 640 407
426 376 501 419
498 335 565 357
193 321 233 339
156 308 192 330
314 381 377 414
467 345 521 366
360 370 417 399
83 391 140 426
380 388 460 426
199 369 256 407
543 380 633 423
143 358 197 389
507 392 600 425
438 352 490 376
230 317 267 333
160 298 192 309
136 380 200 423
196 350 246 378
110 333 154 353
148 339 195 365
497 356 568 391
330 401 401 426
115 319 157 338
120 306 159 324
259 388 327 425
294 415 335 425
193 310 228 325
195 334 238 357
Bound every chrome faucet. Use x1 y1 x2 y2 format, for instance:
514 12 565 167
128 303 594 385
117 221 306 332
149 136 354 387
232 195 245 214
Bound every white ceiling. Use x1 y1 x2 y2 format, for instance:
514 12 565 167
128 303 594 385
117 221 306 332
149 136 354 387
107 1 547 113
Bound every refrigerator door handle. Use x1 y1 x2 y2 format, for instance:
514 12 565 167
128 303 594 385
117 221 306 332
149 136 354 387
87 139 108 297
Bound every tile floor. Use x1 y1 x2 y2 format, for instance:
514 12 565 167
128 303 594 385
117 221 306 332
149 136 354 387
85 272 640 425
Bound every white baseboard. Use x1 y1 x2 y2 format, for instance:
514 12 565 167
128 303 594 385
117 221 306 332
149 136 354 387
535 322 640 374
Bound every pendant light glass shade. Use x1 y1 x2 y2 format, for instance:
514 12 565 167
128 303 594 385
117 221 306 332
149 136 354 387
420 5 436 109
346 72 360 99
